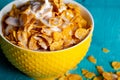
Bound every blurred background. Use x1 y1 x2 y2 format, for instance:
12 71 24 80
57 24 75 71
0 0 120 80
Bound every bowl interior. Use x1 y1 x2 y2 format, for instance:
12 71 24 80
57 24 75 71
0 0 94 52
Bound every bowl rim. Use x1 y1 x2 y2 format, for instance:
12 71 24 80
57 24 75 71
0 0 94 53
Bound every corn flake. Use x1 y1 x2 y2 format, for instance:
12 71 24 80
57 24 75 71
67 3 81 15
102 48 110 53
50 40 63 51
28 36 39 50
62 26 72 39
102 72 113 80
17 30 28 48
9 4 20 17
93 76 102 80
82 69 95 79
80 19 87 27
64 74 82 80
53 31 63 41
38 34 53 45
81 69 88 75
75 28 88 40
87 55 96 64
102 72 118 80
96 66 104 74
112 61 120 70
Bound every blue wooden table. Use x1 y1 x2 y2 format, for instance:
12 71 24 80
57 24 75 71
0 0 120 80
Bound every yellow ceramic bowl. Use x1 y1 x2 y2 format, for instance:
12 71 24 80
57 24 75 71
0 0 94 79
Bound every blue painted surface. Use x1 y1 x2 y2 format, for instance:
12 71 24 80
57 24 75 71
0 0 120 80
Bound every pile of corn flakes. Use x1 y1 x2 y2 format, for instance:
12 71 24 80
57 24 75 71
2 0 91 51
83 50 120 80
57 48 120 80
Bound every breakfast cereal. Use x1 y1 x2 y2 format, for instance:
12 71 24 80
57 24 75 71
102 72 118 80
102 48 110 53
112 61 120 70
87 55 96 64
81 69 95 79
2 0 91 51
96 66 104 74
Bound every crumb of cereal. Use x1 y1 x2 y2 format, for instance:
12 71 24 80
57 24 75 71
81 69 88 75
102 48 110 53
87 55 96 64
82 69 95 79
112 61 120 70
96 66 104 74
84 72 96 79
102 72 112 80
